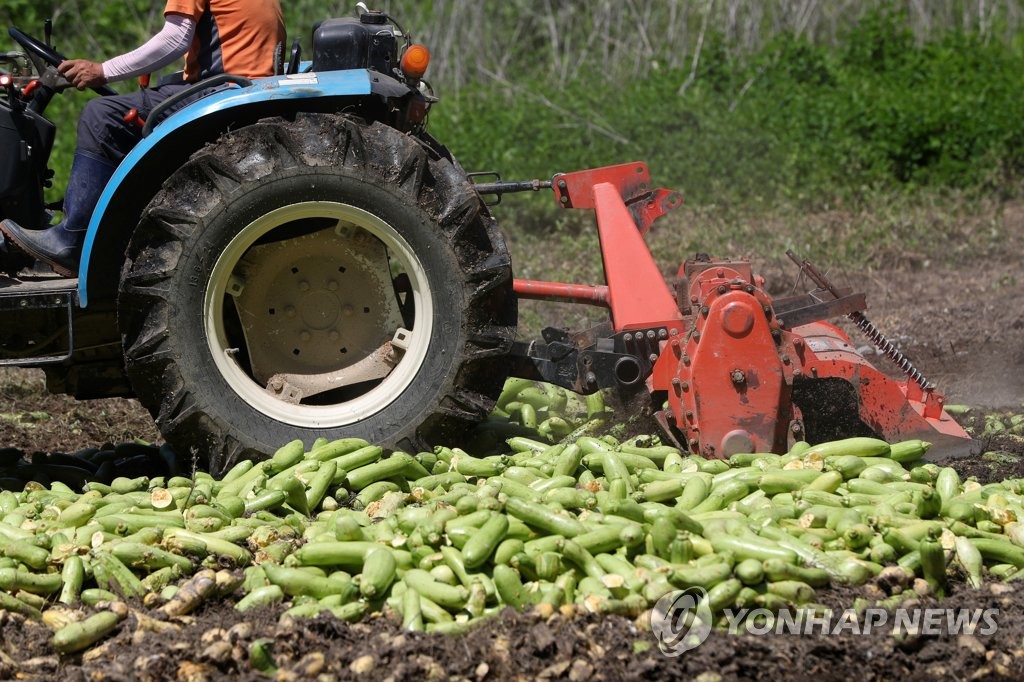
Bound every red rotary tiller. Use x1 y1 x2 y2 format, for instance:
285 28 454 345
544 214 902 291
480 162 975 460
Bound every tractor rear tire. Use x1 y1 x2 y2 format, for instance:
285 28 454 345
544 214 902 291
117 114 516 475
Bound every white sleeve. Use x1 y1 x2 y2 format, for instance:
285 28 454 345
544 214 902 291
101 14 196 82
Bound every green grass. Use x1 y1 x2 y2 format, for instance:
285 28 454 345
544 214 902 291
431 11 1024 214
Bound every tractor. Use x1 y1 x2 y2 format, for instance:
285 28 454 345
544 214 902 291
0 8 975 475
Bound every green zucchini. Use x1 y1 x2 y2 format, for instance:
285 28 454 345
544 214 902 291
52 610 124 653
889 439 931 463
360 547 397 599
504 497 585 538
403 569 468 610
461 513 509 569
804 437 891 459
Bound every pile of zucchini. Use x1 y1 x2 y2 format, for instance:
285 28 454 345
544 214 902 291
0 381 1020 653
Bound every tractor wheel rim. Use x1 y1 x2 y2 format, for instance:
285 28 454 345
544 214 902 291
204 201 433 428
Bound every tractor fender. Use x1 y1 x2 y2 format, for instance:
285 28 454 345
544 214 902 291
78 68 398 308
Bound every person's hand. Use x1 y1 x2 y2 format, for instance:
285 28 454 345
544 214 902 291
58 59 108 90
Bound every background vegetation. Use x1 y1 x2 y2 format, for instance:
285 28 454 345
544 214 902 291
3 0 1023 305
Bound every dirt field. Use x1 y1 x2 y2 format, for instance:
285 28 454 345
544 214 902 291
1 258 1023 680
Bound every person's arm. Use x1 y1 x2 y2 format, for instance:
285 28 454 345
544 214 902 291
58 14 196 90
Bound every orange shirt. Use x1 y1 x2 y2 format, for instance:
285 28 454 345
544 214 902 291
163 0 285 81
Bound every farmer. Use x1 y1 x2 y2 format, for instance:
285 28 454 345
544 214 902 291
0 0 286 277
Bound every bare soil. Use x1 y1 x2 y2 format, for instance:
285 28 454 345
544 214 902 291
1 259 1023 680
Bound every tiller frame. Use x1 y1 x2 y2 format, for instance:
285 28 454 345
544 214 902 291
485 162 977 460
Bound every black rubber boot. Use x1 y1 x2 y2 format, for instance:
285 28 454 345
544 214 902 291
0 231 36 277
0 153 117 277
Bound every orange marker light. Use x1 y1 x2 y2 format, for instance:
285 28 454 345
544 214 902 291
400 44 430 79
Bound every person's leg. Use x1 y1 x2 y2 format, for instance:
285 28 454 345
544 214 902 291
1 82 218 276
0 93 136 276
73 82 199 162
1 85 178 276
0 152 117 276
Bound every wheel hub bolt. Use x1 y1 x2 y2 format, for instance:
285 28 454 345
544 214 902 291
298 280 310 292
730 369 746 385
300 330 311 342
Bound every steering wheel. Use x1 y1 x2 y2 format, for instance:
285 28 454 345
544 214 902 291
9 26 118 96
